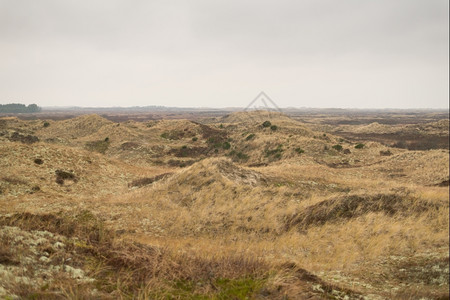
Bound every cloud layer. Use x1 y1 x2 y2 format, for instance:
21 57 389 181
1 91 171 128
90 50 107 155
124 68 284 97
0 0 448 108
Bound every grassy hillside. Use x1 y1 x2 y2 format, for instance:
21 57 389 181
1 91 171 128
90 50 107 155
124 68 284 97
0 111 448 299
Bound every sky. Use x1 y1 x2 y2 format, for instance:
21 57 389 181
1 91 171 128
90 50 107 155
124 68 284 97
0 0 448 109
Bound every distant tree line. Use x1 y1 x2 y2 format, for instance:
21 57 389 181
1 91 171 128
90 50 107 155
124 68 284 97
0 103 41 113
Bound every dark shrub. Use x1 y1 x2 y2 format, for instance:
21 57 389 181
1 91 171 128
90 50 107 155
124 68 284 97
332 144 343 151
245 134 256 141
355 143 365 149
270 125 278 131
222 141 231 150
43 122 50 128
295 148 304 154
34 158 44 165
192 137 198 142
262 121 272 128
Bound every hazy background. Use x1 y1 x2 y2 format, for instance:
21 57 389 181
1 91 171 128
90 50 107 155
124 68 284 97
0 0 448 109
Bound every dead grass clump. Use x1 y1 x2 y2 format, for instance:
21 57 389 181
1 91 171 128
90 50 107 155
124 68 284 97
284 193 441 231
55 169 78 185
128 173 173 188
8 131 39 144
2 176 27 185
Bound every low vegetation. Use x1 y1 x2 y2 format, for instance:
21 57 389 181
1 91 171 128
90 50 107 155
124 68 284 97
294 147 305 154
262 121 271 128
332 144 343 151
245 133 256 141
265 144 283 160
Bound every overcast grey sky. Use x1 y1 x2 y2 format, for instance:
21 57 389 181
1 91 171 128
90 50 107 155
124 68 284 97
0 0 448 108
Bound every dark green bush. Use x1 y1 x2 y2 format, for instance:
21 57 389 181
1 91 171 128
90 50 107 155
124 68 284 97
355 143 365 149
222 142 231 150
192 137 198 142
295 148 304 154
245 134 256 141
262 121 272 128
332 144 343 151
43 122 50 128
270 125 278 131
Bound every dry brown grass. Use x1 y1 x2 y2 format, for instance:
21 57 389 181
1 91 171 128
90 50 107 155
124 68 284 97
0 211 357 299
0 111 448 299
